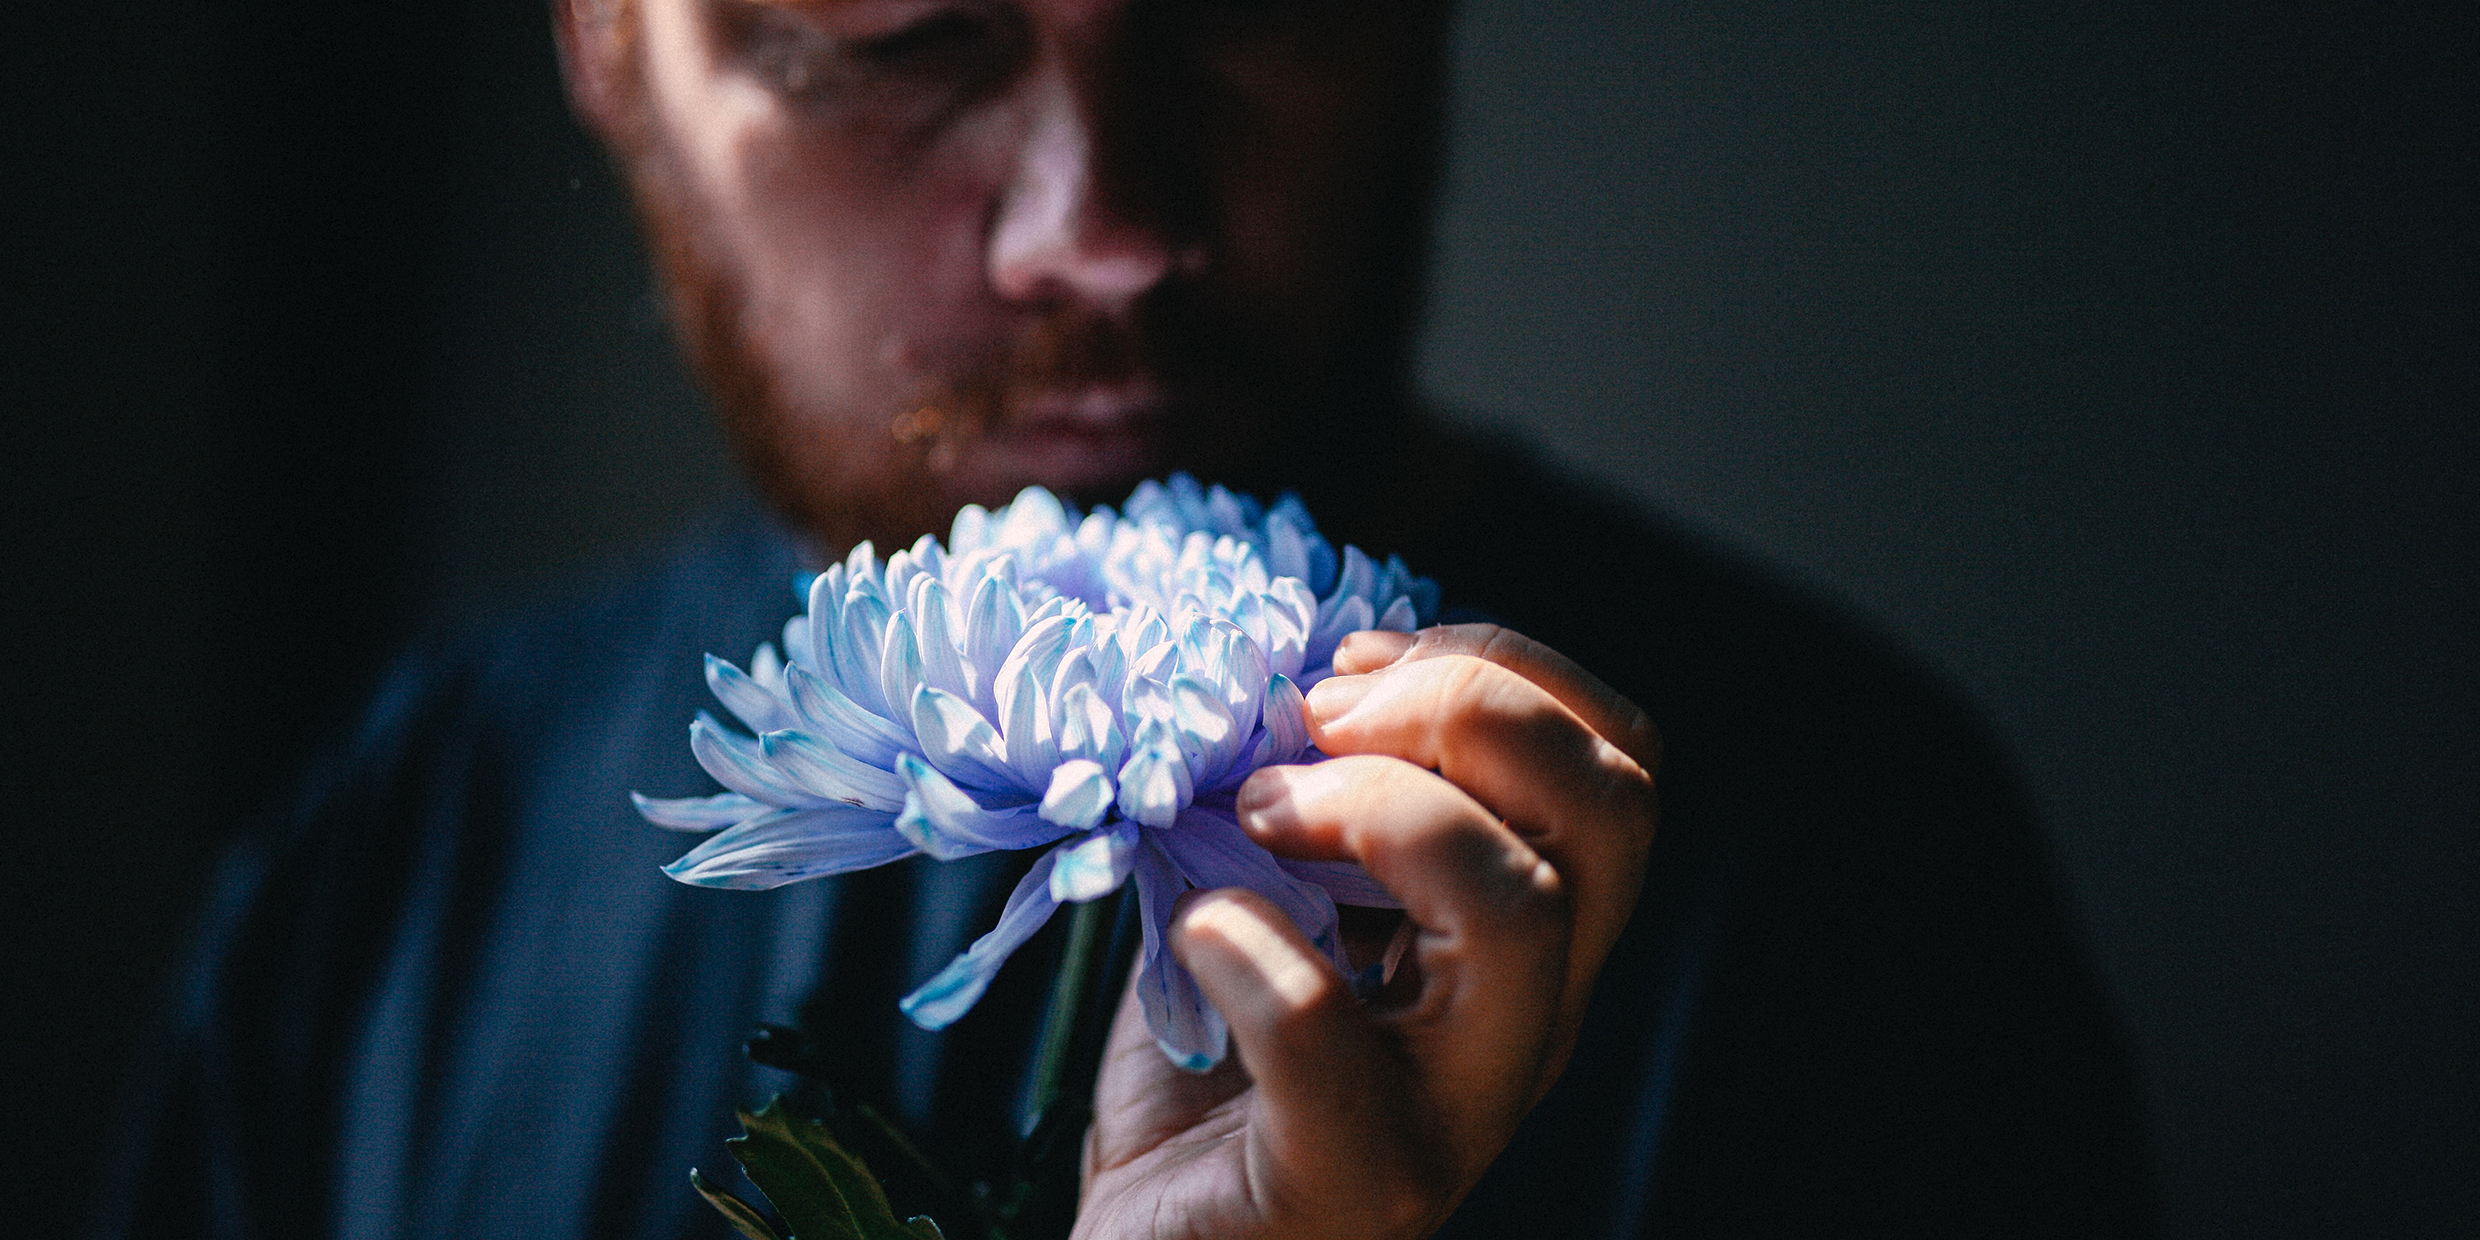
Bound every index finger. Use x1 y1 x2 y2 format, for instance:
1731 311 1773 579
1334 625 1662 776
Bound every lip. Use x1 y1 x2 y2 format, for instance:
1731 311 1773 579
1007 380 1167 432
989 384 1169 484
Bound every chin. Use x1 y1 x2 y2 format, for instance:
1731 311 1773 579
968 427 1169 502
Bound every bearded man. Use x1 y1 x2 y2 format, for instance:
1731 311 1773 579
93 2 2155 1237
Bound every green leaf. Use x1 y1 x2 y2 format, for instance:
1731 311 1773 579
692 1167 790 1240
726 1097 936 1240
903 1216 946 1240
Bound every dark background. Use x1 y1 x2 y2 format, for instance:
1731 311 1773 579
5 1 2470 1236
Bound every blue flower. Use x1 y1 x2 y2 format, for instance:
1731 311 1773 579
637 477 1435 1070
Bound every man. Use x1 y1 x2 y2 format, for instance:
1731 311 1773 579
95 1 2155 1236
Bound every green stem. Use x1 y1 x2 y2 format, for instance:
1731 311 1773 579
1027 895 1112 1126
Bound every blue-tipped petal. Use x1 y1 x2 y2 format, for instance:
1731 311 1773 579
909 575 975 704
1115 738 1192 829
752 640 789 691
1304 593 1374 679
631 791 765 832
1250 673 1312 769
1157 806 1346 972
804 566 844 666
1377 595 1418 633
877 612 926 727
1001 656 1058 791
899 844 1063 1029
662 805 913 889
1168 674 1241 787
690 714 818 807
1132 838 1226 1070
835 588 893 715
782 661 913 769
994 614 1075 730
1266 510 1311 584
997 484 1073 548
760 730 907 812
1053 681 1125 773
1273 857 1404 909
893 753 1054 859
1038 759 1114 832
964 572 1024 698
949 502 991 553
705 654 795 736
1333 545 1377 609
910 686 1017 791
1050 817 1138 903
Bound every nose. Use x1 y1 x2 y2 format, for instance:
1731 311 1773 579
986 67 1176 312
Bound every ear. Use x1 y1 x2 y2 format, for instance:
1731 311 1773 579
550 0 628 142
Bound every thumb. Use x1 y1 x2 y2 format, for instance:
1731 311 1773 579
1170 889 1447 1232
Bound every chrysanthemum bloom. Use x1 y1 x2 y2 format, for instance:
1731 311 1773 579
637 477 1436 1069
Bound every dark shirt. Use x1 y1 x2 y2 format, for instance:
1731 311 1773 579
94 457 2155 1238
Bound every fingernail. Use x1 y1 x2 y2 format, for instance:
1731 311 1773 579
1304 674 1373 729
1235 766 1302 835
1333 629 1417 674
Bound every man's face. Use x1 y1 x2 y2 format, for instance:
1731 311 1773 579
575 0 1452 552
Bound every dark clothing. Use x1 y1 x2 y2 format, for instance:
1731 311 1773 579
95 460 2155 1238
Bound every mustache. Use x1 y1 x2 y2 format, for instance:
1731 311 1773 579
891 303 1209 452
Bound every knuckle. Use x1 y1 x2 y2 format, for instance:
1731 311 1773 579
1419 821 1565 930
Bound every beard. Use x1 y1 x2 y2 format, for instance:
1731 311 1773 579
601 23 1434 558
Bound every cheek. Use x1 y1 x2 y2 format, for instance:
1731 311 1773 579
684 87 1020 411
727 136 985 403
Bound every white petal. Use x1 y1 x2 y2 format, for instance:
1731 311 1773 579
1377 595 1418 633
1157 806 1345 972
705 654 795 735
1169 674 1240 787
1050 817 1139 903
760 729 907 812
963 572 1024 705
899 848 1063 1029
911 685 1018 792
1053 680 1125 774
908 575 974 704
802 571 843 672
1273 857 1404 909
949 502 991 554
1132 838 1225 1071
1266 511 1311 584
997 485 1072 548
994 614 1075 729
690 714 816 807
835 589 892 715
1115 737 1192 828
1332 544 1377 609
883 547 923 612
1215 623 1267 734
844 539 880 589
752 639 788 691
782 660 913 769
1304 593 1373 680
631 791 765 831
877 611 925 726
1249 673 1311 769
892 753 1054 859
1038 759 1114 832
1264 579 1315 678
662 805 912 889
1001 653 1058 790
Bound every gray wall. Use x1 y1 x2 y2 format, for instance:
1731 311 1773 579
1422 6 2472 1235
7 2 2470 1236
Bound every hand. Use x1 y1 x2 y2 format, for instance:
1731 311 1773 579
1074 625 1662 1240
